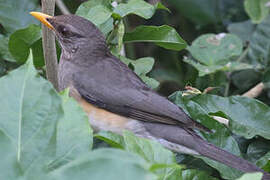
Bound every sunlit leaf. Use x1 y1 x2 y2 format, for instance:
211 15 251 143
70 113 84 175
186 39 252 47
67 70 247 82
124 25 187 51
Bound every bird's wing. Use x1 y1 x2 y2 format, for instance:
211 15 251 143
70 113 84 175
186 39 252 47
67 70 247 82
73 57 209 131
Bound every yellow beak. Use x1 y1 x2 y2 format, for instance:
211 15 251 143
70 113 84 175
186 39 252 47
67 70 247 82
30 12 54 30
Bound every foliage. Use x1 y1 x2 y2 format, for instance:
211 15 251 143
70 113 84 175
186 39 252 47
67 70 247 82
244 0 270 24
123 25 187 51
185 33 252 76
9 24 44 67
170 91 270 179
0 0 270 180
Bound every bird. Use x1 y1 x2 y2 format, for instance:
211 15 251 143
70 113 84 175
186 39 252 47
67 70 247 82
30 12 270 179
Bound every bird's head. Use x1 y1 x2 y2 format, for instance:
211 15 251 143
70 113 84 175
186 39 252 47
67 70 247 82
30 12 107 58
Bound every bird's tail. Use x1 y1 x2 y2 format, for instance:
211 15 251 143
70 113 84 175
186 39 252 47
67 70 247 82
195 137 270 180
143 123 270 179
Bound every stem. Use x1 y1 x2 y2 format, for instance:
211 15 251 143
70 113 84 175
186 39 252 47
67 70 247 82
42 0 59 90
236 45 250 62
118 20 125 55
123 17 136 58
56 0 70 15
224 80 230 97
224 73 231 97
242 82 265 98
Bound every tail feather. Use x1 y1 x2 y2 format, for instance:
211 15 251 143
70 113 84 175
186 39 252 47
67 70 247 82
196 138 270 180
192 120 212 133
143 123 270 179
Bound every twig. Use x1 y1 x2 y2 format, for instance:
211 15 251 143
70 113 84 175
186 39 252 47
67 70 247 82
56 0 70 15
41 0 59 90
236 45 250 62
242 82 265 98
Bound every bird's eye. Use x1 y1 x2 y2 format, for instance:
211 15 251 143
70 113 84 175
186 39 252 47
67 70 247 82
62 27 67 34
59 25 71 37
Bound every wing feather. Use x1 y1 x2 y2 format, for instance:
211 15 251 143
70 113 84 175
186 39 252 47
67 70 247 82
73 57 210 132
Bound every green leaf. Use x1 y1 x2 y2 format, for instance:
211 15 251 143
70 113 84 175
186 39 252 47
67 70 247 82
124 25 187 51
119 56 160 89
51 148 156 180
228 17 270 67
246 140 270 168
244 0 269 24
96 130 182 179
123 131 182 180
122 57 155 75
0 52 62 171
123 131 176 165
106 20 123 50
99 17 114 35
171 92 270 140
185 33 249 76
236 172 263 180
231 70 261 91
227 20 256 43
181 169 218 180
9 24 44 67
184 58 253 77
0 35 16 62
187 33 243 66
76 0 114 35
0 0 40 33
264 161 270 172
113 0 155 19
0 130 19 179
257 151 270 169
76 0 113 26
155 2 171 13
95 131 125 149
247 16 270 66
51 89 93 169
140 75 160 89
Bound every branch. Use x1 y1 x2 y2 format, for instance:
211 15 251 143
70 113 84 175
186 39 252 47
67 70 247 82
41 0 59 90
56 0 70 15
242 82 265 98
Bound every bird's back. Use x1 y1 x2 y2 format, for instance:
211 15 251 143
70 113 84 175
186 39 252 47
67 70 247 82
69 54 209 131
